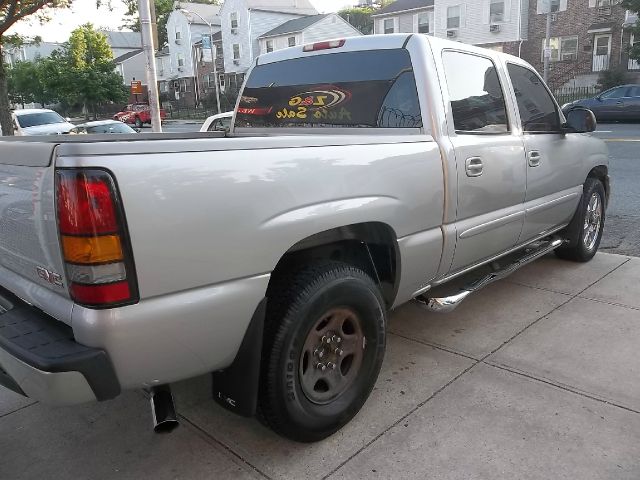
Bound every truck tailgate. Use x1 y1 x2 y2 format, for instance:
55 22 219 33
0 143 68 300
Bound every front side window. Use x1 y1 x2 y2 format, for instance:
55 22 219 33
233 44 240 60
442 51 509 133
417 12 430 33
266 40 274 53
490 0 505 22
383 18 395 34
600 86 628 99
236 49 422 129
288 36 296 47
447 5 461 29
507 63 560 132
230 12 238 29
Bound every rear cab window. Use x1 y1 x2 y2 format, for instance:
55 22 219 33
236 49 422 129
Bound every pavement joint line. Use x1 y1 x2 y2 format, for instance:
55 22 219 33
0 400 38 420
178 413 273 480
575 295 640 312
604 139 640 142
483 361 640 415
321 360 482 480
502 278 574 296
325 256 636 478
388 330 480 362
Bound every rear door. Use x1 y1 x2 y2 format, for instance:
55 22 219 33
623 86 640 120
440 50 527 271
506 62 584 242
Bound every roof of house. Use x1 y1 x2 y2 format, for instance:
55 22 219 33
259 14 329 38
105 31 143 49
176 2 222 25
113 49 143 64
372 0 434 16
246 0 318 15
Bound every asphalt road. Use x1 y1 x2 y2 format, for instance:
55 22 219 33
592 123 640 257
160 120 639 256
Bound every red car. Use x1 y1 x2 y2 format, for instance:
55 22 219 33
113 104 166 128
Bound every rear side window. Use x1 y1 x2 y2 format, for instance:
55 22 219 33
507 63 561 132
236 49 422 129
442 51 509 134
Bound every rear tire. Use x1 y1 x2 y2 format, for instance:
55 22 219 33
259 261 386 442
135 117 143 129
555 178 606 262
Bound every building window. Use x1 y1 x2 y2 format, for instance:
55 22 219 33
159 81 168 93
288 36 296 47
175 28 182 41
266 40 274 53
417 12 430 33
383 18 395 34
230 12 238 29
490 0 505 23
177 53 185 67
447 5 461 29
550 0 560 12
542 36 578 62
219 74 226 88
233 44 241 60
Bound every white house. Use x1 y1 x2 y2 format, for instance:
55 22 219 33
1 42 62 67
258 13 362 54
105 31 143 59
164 2 222 105
434 0 529 54
372 0 435 36
219 0 318 90
114 49 146 86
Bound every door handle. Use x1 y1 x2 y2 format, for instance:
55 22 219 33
528 151 541 167
465 157 483 177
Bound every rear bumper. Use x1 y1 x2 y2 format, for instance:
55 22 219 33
0 286 120 406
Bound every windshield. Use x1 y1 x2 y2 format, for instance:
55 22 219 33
16 111 66 128
79 123 136 134
236 49 422 129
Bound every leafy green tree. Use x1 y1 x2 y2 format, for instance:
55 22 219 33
121 0 219 48
339 6 375 35
62 24 127 119
1 1 72 135
597 68 630 91
621 1 640 63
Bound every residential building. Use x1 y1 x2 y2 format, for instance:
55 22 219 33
372 0 529 55
258 14 362 54
219 0 318 90
433 0 529 55
372 0 436 36
114 50 145 86
105 31 143 59
521 0 640 89
1 41 62 67
163 2 223 107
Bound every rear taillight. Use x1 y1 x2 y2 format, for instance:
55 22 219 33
56 169 139 308
302 39 346 52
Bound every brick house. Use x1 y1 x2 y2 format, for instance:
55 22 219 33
521 0 640 89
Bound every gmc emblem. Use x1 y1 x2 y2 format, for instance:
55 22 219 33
36 267 63 287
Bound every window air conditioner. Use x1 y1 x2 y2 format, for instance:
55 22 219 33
231 28 238 34
490 24 501 32
175 39 182 45
446 29 458 38
233 59 240 65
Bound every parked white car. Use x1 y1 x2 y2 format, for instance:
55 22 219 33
4 109 74 136
200 111 233 132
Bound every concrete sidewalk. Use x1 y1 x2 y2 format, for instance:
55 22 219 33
1 253 639 479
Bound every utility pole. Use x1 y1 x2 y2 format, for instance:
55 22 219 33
181 9 221 115
138 0 163 132
543 1 552 83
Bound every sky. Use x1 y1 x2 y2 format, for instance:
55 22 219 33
7 0 356 43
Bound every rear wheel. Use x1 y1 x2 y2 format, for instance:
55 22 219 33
135 117 143 129
259 261 386 442
555 178 606 262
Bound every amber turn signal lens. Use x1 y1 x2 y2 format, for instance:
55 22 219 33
62 235 124 264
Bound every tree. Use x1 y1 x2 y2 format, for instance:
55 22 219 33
621 0 640 63
339 6 375 35
597 68 630 91
121 0 219 48
1 1 73 135
62 24 127 118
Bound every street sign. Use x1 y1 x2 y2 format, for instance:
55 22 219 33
202 34 212 50
543 47 552 59
202 34 214 62
131 80 143 95
539 0 551 13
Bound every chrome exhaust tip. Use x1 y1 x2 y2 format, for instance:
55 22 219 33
150 385 179 434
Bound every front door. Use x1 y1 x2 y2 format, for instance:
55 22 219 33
441 51 527 272
506 63 584 242
593 34 611 72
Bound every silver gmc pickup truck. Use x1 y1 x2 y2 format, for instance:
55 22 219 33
0 35 608 442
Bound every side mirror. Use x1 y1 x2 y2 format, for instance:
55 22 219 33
563 107 597 133
65 117 71 122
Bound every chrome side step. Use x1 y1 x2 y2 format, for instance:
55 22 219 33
414 238 565 313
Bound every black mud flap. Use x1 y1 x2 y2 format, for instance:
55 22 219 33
211 298 266 417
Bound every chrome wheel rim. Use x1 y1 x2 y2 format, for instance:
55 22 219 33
583 193 603 251
299 307 365 405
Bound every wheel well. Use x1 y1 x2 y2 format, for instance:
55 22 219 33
588 165 609 206
267 223 400 308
